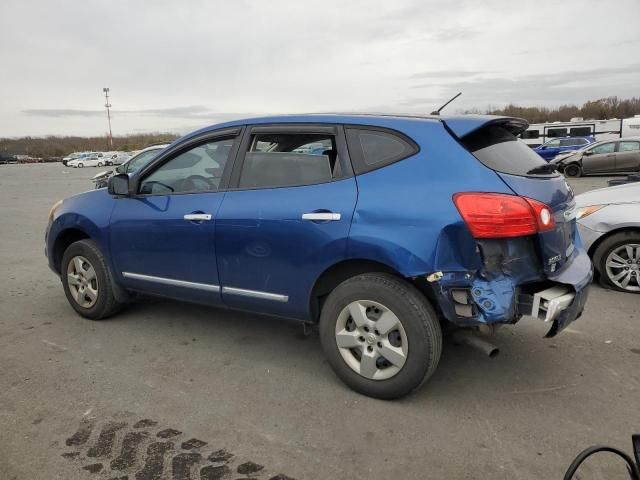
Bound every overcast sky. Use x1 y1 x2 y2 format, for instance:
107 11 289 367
1 0 639 137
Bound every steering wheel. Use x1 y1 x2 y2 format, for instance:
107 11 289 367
181 175 216 192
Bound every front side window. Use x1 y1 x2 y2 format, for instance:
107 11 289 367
591 142 616 155
139 139 234 194
619 141 640 152
120 148 162 174
238 133 339 189
544 139 561 147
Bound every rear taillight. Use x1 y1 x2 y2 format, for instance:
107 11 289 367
453 192 555 238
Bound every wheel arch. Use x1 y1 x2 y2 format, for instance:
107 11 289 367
589 226 640 267
309 258 435 322
52 228 91 273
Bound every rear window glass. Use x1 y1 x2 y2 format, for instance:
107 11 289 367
462 125 553 177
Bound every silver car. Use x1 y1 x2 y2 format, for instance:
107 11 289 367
576 182 640 293
552 137 640 177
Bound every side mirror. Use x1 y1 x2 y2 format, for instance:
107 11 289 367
108 173 131 196
583 150 593 156
115 164 124 174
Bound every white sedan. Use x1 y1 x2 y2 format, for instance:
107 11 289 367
67 156 105 168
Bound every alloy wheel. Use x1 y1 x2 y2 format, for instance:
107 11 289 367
66 255 99 307
605 244 640 292
335 300 408 380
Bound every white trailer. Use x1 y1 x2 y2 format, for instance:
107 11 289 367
519 117 633 147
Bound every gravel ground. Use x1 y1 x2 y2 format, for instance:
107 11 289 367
0 163 638 480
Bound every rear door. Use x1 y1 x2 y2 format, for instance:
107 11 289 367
582 141 616 173
215 124 357 320
615 140 640 172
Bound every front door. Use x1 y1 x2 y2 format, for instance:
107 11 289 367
615 140 640 172
582 141 616 174
215 125 357 319
110 134 239 305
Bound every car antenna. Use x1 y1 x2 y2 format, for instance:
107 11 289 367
431 92 462 115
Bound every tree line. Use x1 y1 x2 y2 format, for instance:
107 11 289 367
479 96 640 124
0 133 179 161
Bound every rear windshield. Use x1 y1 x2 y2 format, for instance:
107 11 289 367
462 125 554 176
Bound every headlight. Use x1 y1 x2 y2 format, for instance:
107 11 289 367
47 199 63 224
576 205 605 220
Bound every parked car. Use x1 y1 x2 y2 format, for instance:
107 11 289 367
101 152 131 166
551 137 640 177
91 145 168 189
533 136 595 161
45 114 592 399
575 182 640 293
67 155 105 168
62 151 95 166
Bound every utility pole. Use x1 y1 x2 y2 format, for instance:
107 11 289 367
103 87 113 149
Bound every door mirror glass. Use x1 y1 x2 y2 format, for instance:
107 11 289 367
108 173 130 196
583 150 593 155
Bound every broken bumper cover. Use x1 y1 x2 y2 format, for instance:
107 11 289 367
430 245 592 337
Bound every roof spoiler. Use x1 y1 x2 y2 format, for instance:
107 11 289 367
443 116 529 139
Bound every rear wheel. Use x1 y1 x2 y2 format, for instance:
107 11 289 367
564 163 582 177
593 231 640 293
77 162 84 168
61 239 125 319
319 273 442 399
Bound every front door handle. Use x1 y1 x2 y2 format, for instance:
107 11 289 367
184 213 212 221
302 212 341 221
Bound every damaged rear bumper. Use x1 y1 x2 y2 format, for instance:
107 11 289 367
427 242 593 338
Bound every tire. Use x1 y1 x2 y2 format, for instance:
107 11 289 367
61 239 125 319
78 162 84 168
593 231 640 293
319 273 442 399
97 161 103 167
564 163 582 177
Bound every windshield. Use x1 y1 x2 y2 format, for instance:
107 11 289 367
120 148 163 173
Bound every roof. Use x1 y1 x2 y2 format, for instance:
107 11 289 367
179 113 525 143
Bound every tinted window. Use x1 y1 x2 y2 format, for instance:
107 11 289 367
520 129 539 139
139 139 234 194
619 141 640 152
462 125 551 177
547 128 568 137
239 133 338 189
559 138 583 147
123 149 162 173
570 127 592 136
345 128 417 174
591 142 616 155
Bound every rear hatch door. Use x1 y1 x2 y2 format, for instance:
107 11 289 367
452 118 577 276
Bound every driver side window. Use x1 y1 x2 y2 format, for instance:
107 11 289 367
139 138 234 195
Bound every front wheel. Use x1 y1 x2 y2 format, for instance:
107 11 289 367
564 163 582 177
97 161 103 167
593 232 640 293
319 273 442 399
77 162 84 168
61 239 125 319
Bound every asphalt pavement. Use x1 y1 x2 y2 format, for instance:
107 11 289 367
0 164 638 479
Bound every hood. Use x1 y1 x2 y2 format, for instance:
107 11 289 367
575 182 640 207
550 151 581 164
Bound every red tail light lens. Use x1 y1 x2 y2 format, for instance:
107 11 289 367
453 193 555 238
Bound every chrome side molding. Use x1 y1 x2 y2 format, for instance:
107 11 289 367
222 286 289 302
122 272 220 292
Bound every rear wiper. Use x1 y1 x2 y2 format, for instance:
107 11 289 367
527 163 559 175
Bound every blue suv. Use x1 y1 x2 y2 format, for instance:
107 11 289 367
533 136 595 161
45 114 592 399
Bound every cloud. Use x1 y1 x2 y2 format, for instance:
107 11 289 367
23 106 216 119
410 69 488 79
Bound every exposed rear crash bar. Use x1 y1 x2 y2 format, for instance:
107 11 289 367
531 286 575 323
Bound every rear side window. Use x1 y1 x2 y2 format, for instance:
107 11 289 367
619 141 640 152
238 133 338 189
461 124 551 177
345 127 418 174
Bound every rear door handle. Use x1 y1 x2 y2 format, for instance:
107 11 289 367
302 212 341 221
183 213 212 221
